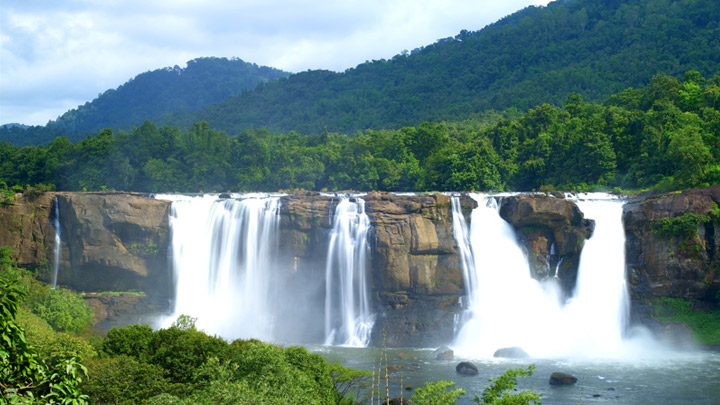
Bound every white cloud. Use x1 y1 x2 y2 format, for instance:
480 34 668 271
0 0 552 126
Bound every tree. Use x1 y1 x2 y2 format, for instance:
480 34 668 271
1 279 89 404
411 380 467 405
473 365 541 405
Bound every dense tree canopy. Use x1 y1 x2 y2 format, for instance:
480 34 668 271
171 0 720 135
1 71 718 193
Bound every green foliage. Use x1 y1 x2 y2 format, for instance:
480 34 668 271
0 181 20 206
102 324 155 360
129 242 159 256
651 297 720 346
330 362 372 403
16 310 96 363
1 69 720 193
83 355 170 404
411 380 467 405
651 213 709 240
1 279 42 401
146 325 229 384
32 287 94 333
170 0 720 136
27 57 289 138
473 365 541 405
99 322 349 404
1 279 90 404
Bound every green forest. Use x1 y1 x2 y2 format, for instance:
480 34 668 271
1 71 718 195
175 0 720 135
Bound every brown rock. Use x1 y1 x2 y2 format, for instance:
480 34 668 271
499 194 594 296
57 193 171 294
0 192 56 274
624 185 720 328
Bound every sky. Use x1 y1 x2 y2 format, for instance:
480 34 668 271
0 0 552 126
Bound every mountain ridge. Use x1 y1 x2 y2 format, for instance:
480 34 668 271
171 0 719 134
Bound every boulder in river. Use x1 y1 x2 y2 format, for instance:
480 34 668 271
549 371 578 385
493 346 529 358
435 346 454 360
456 361 479 376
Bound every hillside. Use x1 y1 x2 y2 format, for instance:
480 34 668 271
48 57 289 134
1 70 717 194
170 0 719 134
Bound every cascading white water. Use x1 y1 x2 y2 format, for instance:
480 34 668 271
324 197 374 347
563 194 630 356
452 193 631 359
51 196 61 289
160 194 281 341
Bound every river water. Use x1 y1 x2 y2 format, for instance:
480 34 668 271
315 345 720 404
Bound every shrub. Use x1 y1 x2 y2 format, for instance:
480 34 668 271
83 355 171 404
33 286 94 333
473 365 541 404
102 324 154 360
411 380 466 405
651 213 708 240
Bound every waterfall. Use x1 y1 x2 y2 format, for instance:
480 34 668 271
451 193 629 358
564 194 630 356
161 194 281 341
324 197 374 347
51 196 61 289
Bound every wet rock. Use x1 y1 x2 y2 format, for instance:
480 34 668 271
498 194 594 296
366 192 469 347
456 361 479 376
435 346 454 360
624 186 720 329
493 346 529 358
549 371 578 385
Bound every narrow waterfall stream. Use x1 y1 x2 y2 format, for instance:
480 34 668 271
51 196 61 289
451 193 633 358
161 194 281 341
324 197 374 347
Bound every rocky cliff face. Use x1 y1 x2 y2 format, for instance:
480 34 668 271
0 192 56 272
54 193 171 296
0 192 172 331
498 194 595 297
364 192 472 347
624 186 720 326
5 189 713 347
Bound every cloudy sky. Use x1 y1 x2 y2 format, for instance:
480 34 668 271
1 0 551 126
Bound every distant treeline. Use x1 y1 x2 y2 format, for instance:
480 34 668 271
1 72 718 194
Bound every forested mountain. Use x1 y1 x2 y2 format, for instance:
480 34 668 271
48 57 289 133
168 0 719 134
2 71 718 194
